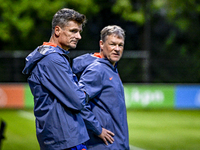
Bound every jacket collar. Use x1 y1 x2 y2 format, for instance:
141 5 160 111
97 58 118 72
42 42 69 55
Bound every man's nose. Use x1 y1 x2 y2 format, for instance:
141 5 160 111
76 32 81 39
115 45 120 51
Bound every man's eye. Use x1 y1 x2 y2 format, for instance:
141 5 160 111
71 30 77 33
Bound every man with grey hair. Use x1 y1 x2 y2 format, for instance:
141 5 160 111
72 25 130 150
22 8 89 150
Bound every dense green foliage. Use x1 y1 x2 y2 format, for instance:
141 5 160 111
1 0 199 51
0 0 99 50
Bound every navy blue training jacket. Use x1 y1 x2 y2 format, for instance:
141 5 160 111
22 43 89 150
72 53 130 150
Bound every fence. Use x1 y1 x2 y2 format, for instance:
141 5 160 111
0 50 148 83
0 50 199 83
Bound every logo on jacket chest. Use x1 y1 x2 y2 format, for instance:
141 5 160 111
109 77 113 80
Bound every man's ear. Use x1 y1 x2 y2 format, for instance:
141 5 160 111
54 26 61 37
99 40 104 51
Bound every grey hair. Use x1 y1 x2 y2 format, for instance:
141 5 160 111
100 25 125 42
51 8 86 34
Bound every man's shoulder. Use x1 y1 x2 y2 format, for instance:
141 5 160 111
40 52 61 60
38 52 68 67
84 60 105 75
88 59 102 68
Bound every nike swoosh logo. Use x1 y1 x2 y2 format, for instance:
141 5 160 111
109 77 113 80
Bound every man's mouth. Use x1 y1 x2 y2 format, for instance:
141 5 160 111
113 53 120 56
71 40 78 44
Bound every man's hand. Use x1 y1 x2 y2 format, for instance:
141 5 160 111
98 128 115 145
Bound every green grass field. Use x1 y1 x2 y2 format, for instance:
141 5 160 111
1 109 200 150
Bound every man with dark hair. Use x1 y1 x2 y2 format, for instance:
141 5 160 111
73 25 130 150
22 8 89 150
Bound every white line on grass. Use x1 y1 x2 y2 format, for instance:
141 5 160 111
18 110 35 120
130 145 145 150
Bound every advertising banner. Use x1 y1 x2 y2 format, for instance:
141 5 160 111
0 84 24 108
24 84 34 108
175 85 200 109
1 83 200 109
124 84 175 109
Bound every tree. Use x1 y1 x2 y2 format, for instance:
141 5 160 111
112 0 200 83
0 0 99 50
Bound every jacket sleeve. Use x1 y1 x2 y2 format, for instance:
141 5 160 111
39 53 86 111
81 102 102 135
78 66 103 135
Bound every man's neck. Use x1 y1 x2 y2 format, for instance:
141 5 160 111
49 36 69 51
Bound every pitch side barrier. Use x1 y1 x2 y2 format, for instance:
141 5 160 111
124 84 200 109
0 83 200 109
